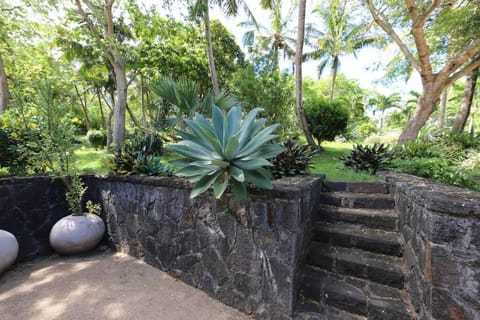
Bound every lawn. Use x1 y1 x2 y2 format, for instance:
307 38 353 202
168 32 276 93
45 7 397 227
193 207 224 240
71 141 377 182
309 141 379 181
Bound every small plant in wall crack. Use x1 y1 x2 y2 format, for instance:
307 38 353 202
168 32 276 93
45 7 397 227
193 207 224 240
168 105 284 201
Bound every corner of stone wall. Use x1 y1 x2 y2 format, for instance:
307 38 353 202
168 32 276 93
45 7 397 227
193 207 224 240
87 173 325 319
385 172 480 320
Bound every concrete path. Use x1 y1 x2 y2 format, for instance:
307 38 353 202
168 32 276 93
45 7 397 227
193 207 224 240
0 251 253 320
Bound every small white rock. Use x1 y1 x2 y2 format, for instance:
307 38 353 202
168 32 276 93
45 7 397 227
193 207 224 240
0 230 19 274
49 215 105 255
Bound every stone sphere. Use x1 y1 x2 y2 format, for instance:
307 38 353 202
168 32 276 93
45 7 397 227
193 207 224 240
49 214 105 255
0 230 19 274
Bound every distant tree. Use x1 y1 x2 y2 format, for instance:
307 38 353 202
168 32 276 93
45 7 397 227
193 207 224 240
369 93 400 135
452 63 479 132
367 0 480 143
305 0 376 102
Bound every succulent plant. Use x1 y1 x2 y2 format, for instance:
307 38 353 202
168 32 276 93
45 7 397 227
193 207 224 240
168 105 284 200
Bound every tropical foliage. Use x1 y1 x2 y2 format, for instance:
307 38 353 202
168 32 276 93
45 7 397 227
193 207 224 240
168 105 283 200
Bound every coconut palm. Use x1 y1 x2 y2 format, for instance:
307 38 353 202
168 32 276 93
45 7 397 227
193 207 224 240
190 0 255 96
240 0 297 72
304 0 376 102
369 93 401 136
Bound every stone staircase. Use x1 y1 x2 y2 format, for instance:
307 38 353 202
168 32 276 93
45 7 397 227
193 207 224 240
295 181 417 320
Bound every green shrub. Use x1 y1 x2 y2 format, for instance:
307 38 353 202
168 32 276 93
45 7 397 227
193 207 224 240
304 98 349 146
268 139 318 179
168 105 283 200
128 131 163 157
389 157 478 190
108 142 171 176
340 143 393 174
86 130 107 150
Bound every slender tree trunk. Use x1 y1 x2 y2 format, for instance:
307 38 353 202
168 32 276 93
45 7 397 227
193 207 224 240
0 53 10 112
437 88 447 130
468 110 475 136
203 0 220 96
74 85 91 131
96 87 105 128
329 56 339 103
106 109 114 151
452 67 479 132
295 0 316 147
109 50 127 149
140 74 147 128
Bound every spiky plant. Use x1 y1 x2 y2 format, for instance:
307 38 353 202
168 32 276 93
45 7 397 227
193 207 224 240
168 105 284 200
268 139 319 179
340 143 393 174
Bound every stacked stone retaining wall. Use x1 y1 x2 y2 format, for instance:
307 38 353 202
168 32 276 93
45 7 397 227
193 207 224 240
384 173 480 320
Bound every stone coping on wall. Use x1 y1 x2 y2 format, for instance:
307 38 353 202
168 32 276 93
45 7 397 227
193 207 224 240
85 173 326 200
380 172 480 218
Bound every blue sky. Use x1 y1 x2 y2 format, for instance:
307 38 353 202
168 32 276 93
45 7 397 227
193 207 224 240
210 0 422 97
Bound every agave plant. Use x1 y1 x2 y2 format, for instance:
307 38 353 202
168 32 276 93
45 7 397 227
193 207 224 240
168 105 284 200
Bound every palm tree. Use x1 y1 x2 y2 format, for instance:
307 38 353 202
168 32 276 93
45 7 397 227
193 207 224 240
304 0 376 102
241 0 297 72
369 93 401 136
295 0 316 147
191 0 255 96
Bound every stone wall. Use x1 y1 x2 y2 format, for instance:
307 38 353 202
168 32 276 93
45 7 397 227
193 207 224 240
84 174 324 319
0 177 68 261
384 173 480 320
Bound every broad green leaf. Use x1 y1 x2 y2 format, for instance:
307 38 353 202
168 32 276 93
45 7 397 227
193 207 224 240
190 170 223 198
226 106 241 139
242 144 284 160
231 179 247 201
211 159 230 168
225 135 239 160
230 165 245 182
213 173 229 199
233 158 272 170
212 105 225 145
245 169 273 190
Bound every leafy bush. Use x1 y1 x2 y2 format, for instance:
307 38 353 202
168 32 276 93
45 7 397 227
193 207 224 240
168 105 283 200
109 142 171 176
86 130 107 150
128 131 163 157
389 157 478 191
304 98 349 146
268 139 318 179
340 143 393 174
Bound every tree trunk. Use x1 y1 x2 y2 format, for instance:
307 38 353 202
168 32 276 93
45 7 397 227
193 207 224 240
452 67 479 132
295 0 316 148
106 109 114 151
329 56 339 103
203 0 220 96
437 88 447 130
111 50 127 149
468 110 475 136
96 87 106 128
398 84 441 144
74 85 91 131
0 53 10 112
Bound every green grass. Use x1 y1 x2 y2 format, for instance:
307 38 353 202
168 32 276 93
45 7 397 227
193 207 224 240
309 141 380 181
72 146 110 174
70 141 378 182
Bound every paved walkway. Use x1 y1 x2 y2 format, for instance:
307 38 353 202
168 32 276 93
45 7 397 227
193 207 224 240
0 251 253 320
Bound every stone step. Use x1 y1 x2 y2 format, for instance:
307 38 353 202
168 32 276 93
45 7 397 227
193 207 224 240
323 181 390 194
302 266 415 320
306 242 405 289
316 205 398 232
294 299 367 320
317 192 395 210
312 222 403 257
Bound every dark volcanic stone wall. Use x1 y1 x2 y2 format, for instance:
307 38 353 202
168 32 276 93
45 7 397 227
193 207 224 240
384 173 480 320
0 177 68 261
84 174 324 319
